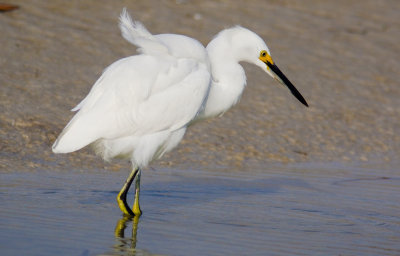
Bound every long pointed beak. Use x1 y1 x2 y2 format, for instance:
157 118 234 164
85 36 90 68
265 61 309 107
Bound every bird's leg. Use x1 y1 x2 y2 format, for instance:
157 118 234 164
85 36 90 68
132 169 142 216
117 167 139 216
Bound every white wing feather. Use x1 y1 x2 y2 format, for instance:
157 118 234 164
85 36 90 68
52 9 211 154
52 56 210 153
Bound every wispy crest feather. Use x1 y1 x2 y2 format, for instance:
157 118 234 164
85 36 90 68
119 8 169 54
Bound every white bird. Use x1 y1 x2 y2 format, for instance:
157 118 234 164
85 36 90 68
52 8 308 216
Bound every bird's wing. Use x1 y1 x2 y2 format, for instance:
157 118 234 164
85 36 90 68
52 55 211 153
119 8 169 55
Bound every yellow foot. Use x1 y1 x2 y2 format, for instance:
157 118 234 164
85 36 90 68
117 191 134 216
132 188 142 216
116 168 141 216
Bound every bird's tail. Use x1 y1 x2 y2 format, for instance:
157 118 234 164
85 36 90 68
52 112 100 154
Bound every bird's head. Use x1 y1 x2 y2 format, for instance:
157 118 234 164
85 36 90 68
207 26 308 107
257 49 308 107
231 27 308 107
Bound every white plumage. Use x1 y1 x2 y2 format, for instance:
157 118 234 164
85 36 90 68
52 9 308 216
53 9 211 167
53 8 308 171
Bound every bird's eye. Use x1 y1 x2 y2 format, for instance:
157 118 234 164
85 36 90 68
260 51 267 57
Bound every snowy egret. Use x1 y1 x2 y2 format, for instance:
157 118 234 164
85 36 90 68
52 9 308 216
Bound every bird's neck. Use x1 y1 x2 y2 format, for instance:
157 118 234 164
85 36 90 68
199 42 247 119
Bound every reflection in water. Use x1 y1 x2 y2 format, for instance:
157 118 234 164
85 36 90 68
113 215 140 255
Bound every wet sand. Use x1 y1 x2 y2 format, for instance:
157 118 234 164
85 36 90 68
1 0 399 255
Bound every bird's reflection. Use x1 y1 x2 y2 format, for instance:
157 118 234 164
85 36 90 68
113 215 140 254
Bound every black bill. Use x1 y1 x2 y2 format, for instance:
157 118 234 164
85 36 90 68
266 62 309 107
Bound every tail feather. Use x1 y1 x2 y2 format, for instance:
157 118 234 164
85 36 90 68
52 113 101 154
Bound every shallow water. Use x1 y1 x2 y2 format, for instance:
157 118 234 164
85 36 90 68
1 165 399 256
